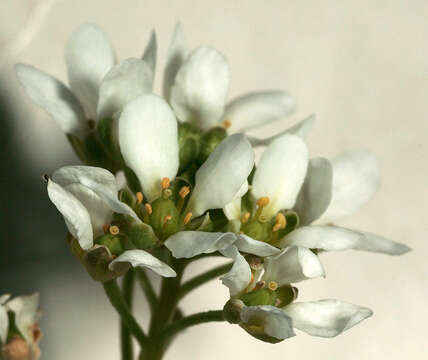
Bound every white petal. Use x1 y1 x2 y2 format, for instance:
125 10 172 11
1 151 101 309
283 300 373 337
0 295 11 305
0 305 8 344
169 46 230 130
224 90 295 134
294 157 333 225
15 64 88 136
262 247 325 286
354 231 411 255
47 180 93 250
220 246 252 296
315 150 381 224
97 58 153 120
235 234 280 257
65 23 116 118
186 134 254 217
6 294 40 343
142 30 157 78
163 22 187 101
240 305 295 340
252 134 308 218
109 249 176 277
223 181 248 221
164 231 236 259
119 94 179 202
249 114 315 147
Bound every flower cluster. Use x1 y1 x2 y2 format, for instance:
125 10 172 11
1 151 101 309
14 22 409 353
1 294 41 360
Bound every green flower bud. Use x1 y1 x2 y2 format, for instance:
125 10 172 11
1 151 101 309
197 126 227 165
118 188 135 207
240 288 277 307
276 285 298 307
83 246 129 282
150 197 179 240
241 220 273 242
178 123 200 173
223 299 244 324
94 233 124 256
129 223 159 250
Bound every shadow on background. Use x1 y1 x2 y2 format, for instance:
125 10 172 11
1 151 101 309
0 89 78 294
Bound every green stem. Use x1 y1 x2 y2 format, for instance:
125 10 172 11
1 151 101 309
121 270 135 360
178 262 232 300
161 310 224 343
135 268 157 313
103 280 149 349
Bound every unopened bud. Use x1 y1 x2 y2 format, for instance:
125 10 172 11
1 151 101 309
178 122 200 172
223 299 244 324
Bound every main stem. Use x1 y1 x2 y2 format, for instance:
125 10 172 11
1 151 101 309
121 270 135 360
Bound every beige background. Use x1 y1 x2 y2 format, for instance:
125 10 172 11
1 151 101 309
1 0 426 359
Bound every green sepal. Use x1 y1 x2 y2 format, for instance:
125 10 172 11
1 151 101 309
123 166 142 194
223 299 244 324
208 208 229 231
67 233 85 263
66 134 88 163
241 220 273 242
187 213 214 232
84 132 118 171
276 285 298 307
129 223 159 250
83 246 129 282
197 126 227 165
178 122 201 173
150 198 180 241
96 116 123 163
118 188 135 208
240 324 283 344
240 288 277 307
278 210 300 238
94 233 124 256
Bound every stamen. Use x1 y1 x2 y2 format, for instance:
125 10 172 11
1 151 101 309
109 225 120 236
103 224 110 234
179 186 190 199
161 177 170 189
183 212 193 225
223 119 232 129
255 280 266 289
145 203 153 215
241 212 251 224
163 215 172 225
256 196 270 208
136 192 144 205
273 213 287 232
268 281 278 291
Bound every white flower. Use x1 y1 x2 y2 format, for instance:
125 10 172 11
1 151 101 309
46 165 176 278
221 247 372 341
1 293 42 360
15 23 155 137
163 23 302 142
119 93 255 211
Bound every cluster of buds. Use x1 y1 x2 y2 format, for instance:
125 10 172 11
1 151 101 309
14 22 410 346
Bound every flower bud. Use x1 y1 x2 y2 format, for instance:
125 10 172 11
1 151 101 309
150 198 179 240
223 299 244 324
197 126 227 165
83 246 129 282
128 223 159 250
178 123 200 172
240 288 277 307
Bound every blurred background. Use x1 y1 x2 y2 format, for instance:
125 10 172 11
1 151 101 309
0 0 426 359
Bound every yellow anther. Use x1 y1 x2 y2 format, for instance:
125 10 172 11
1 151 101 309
223 119 232 129
109 225 120 236
268 281 278 291
241 212 251 224
183 212 193 225
103 224 110 234
161 177 170 189
273 213 287 232
179 186 190 199
163 215 172 225
256 197 270 208
136 192 144 204
145 203 153 215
